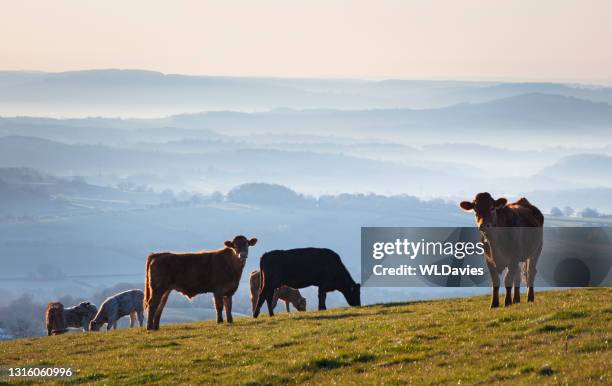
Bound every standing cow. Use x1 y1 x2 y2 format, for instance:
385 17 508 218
45 301 98 336
89 289 144 331
253 248 360 318
249 270 306 314
144 235 258 330
460 192 544 308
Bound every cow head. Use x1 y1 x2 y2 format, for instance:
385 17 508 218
460 192 507 233
224 235 258 261
345 283 361 307
74 302 97 317
89 318 104 332
295 296 307 312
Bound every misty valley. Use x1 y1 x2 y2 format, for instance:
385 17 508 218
1 71 611 339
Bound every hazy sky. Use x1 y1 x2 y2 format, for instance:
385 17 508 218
2 0 611 82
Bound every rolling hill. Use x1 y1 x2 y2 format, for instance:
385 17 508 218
0 288 609 385
2 70 612 116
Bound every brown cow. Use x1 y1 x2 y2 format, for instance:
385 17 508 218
144 235 257 330
45 301 98 336
45 302 67 336
249 270 306 314
460 193 544 308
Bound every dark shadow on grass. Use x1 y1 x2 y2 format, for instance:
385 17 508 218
293 312 364 321
537 324 569 333
370 299 435 308
297 353 377 372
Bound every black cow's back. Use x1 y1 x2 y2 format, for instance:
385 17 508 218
260 247 352 290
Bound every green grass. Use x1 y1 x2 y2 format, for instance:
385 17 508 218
1 288 610 385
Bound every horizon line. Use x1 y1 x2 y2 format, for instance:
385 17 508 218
2 67 612 87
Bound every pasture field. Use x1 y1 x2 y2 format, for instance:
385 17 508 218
0 288 610 385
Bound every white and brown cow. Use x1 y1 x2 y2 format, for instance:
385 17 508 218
460 193 544 308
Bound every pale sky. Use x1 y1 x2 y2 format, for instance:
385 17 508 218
1 0 611 82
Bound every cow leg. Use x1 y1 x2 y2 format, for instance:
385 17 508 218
318 288 327 310
47 325 52 336
504 263 519 307
525 258 537 302
253 291 265 318
153 290 170 330
138 311 145 327
81 317 89 332
271 289 280 312
487 263 500 308
146 290 163 330
265 294 275 317
251 293 258 317
513 263 522 304
285 301 291 313
254 283 275 318
129 312 136 328
112 320 118 330
223 296 233 323
491 287 500 308
213 292 224 323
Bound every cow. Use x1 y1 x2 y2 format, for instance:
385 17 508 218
45 301 98 336
249 270 306 314
144 235 258 330
45 302 66 336
253 248 360 318
89 289 144 331
460 192 544 308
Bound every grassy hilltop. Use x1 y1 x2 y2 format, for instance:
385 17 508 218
1 288 610 385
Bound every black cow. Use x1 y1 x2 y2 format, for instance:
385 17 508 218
253 248 360 318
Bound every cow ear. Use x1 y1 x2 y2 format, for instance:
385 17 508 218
494 198 507 209
224 241 233 248
459 201 474 211
248 237 258 246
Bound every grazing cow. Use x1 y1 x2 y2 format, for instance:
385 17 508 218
144 235 258 330
460 193 544 308
253 248 360 318
249 270 306 314
89 289 144 331
45 301 98 336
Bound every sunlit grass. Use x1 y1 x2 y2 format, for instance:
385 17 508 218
0 288 610 385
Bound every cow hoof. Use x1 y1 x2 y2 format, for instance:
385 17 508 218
216 319 223 324
504 300 512 307
490 302 499 308
527 294 535 302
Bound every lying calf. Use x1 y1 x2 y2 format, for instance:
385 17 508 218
45 301 98 336
249 270 306 315
89 289 144 331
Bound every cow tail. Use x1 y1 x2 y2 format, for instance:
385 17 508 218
144 253 154 310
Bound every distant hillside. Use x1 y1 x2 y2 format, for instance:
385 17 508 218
0 288 609 385
159 94 612 135
0 136 477 195
0 167 162 216
2 70 612 116
528 187 612 213
536 154 612 186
